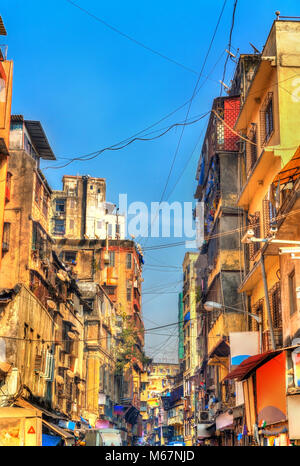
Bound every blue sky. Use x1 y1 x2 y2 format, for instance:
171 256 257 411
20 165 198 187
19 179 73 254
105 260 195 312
2 0 300 361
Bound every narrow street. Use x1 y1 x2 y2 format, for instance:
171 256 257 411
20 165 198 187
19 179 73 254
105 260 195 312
0 2 300 452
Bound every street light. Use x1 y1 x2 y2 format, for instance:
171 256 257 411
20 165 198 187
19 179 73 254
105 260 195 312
203 301 262 354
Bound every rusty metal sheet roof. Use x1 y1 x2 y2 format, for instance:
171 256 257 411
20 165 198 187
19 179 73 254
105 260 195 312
224 349 283 381
0 17 7 36
273 146 300 185
11 114 24 122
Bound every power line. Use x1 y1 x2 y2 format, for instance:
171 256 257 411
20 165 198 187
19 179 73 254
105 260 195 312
220 0 238 96
64 0 198 75
44 112 209 171
141 0 228 247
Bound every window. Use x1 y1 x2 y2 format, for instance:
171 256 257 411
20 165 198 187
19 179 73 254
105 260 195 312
43 193 49 218
248 211 261 260
289 269 297 316
69 219 74 230
86 299 94 311
127 284 132 302
270 282 282 328
32 222 49 259
105 286 115 295
250 299 264 332
56 199 65 213
260 93 274 145
2 222 10 252
35 177 42 204
54 219 65 235
109 251 115 267
90 185 93 190
6 172 12 201
64 251 77 264
97 220 103 230
263 194 277 237
265 99 274 141
108 224 113 237
126 253 132 269
246 124 257 175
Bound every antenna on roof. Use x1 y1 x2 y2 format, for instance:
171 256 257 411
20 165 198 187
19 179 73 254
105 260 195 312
219 80 229 90
219 80 230 94
225 49 236 58
249 42 260 54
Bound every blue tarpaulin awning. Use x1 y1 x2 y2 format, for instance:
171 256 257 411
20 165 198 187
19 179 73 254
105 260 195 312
42 434 62 446
184 312 190 323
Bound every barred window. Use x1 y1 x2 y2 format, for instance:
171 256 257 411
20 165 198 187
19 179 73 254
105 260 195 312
248 212 261 260
260 92 274 146
109 251 115 267
269 282 282 329
262 195 277 238
246 124 258 176
126 253 132 269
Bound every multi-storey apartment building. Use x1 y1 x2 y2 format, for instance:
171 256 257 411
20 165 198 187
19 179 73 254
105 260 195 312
225 18 300 447
0 116 86 444
0 16 13 271
192 17 300 447
50 175 125 241
53 201 145 444
181 252 198 445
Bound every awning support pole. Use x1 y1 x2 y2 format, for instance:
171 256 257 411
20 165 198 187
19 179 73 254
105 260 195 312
260 255 276 350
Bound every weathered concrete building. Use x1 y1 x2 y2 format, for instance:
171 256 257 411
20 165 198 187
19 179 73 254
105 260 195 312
225 18 300 446
50 175 125 241
192 57 261 445
0 115 86 443
54 233 145 443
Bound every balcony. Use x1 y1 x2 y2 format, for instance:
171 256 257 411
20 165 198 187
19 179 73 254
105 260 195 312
204 96 240 161
168 413 184 426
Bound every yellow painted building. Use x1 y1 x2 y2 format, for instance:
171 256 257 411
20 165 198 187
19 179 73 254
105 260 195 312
237 19 300 352
182 252 198 446
0 17 13 270
140 363 179 443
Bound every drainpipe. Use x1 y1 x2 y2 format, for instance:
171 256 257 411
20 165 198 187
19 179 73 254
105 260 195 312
260 254 276 350
81 176 88 238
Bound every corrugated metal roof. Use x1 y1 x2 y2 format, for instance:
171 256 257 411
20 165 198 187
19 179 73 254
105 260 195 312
11 114 24 122
24 120 56 160
0 17 7 36
224 349 283 381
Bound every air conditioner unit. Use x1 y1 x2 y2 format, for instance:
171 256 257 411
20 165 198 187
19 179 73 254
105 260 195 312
199 411 209 421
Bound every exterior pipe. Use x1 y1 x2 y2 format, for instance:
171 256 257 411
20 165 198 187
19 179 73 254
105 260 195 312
260 254 276 350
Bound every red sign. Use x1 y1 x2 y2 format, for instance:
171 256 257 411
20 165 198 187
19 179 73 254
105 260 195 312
27 426 35 434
